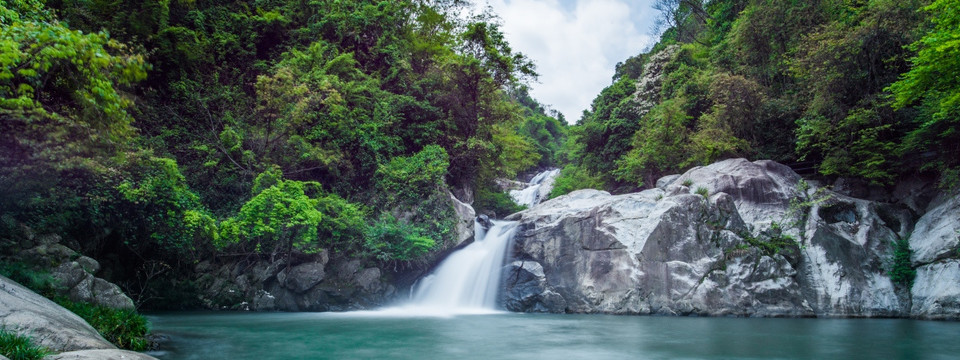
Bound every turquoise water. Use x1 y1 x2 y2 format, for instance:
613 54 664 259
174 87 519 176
148 312 960 359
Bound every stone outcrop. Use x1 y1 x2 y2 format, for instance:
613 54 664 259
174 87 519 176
194 251 396 311
0 275 114 352
1 230 135 310
909 192 960 319
0 275 158 359
501 158 939 318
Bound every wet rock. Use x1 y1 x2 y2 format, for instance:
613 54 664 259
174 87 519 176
281 262 325 294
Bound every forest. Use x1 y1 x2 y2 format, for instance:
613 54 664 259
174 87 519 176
1 0 958 312
0 0 565 309
552 0 959 198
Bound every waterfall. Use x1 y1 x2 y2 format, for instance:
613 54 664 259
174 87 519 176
381 220 518 316
509 168 561 208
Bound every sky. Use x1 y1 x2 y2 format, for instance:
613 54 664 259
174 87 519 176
477 0 659 123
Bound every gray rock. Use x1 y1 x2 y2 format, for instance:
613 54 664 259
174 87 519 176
355 268 382 293
912 259 960 320
281 262 325 294
0 275 114 352
449 191 476 245
503 159 909 317
44 349 158 360
51 262 134 310
910 192 960 265
656 174 681 189
76 256 100 274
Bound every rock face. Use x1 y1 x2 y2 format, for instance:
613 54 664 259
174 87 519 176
52 260 135 310
910 193 960 319
0 275 114 352
1 230 135 310
194 250 394 311
502 158 930 317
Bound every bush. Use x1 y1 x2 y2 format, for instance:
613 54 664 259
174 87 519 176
376 145 449 205
0 329 48 360
889 235 916 287
54 298 150 351
473 184 526 217
364 215 436 263
548 164 605 199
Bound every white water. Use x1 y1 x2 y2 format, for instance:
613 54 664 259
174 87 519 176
375 220 518 316
509 168 561 208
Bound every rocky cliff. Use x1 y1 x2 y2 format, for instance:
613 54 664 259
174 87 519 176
502 159 958 318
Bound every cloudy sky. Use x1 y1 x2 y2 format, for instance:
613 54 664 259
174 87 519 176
478 0 659 123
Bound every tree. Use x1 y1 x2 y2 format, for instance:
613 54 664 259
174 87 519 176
889 0 960 186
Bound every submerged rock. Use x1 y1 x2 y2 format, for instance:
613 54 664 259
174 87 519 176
501 158 938 318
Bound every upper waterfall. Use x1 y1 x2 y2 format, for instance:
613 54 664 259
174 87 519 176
509 168 561 208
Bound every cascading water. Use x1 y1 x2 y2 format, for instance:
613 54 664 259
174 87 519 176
410 220 517 311
509 168 560 208
375 220 518 316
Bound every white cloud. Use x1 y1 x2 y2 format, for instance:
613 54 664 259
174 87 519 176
480 0 657 123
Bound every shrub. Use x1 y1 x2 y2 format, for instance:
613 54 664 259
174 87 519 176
364 215 435 263
0 329 48 360
0 262 59 298
473 185 526 217
54 298 150 351
889 235 916 287
548 164 605 199
695 186 709 198
376 145 449 205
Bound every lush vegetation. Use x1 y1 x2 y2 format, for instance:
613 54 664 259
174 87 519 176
554 0 960 196
54 298 151 351
0 329 48 360
0 0 563 308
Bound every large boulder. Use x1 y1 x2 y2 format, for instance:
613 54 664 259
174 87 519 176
51 261 135 310
502 159 911 317
0 275 113 352
909 192 960 319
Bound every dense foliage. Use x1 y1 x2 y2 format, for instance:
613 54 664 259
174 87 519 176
555 0 958 196
0 0 562 307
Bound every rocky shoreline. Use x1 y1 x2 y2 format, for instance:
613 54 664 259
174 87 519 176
500 159 960 319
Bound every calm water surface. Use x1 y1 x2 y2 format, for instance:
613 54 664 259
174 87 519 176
148 312 960 359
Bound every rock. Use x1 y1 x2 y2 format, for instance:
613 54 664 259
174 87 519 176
51 262 135 310
910 192 960 265
912 260 960 320
503 159 908 317
355 268 381 293
477 215 493 230
76 256 100 274
280 262 325 294
44 349 158 360
0 275 114 352
656 174 681 189
449 191 476 245
501 261 565 313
